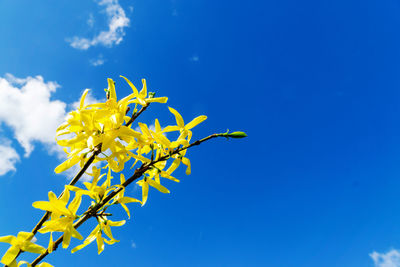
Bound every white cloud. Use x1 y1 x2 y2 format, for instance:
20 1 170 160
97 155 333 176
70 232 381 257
189 55 199 62
0 74 107 179
67 0 130 50
90 54 106 67
87 13 95 28
0 140 20 176
131 240 137 248
0 74 67 156
371 249 400 267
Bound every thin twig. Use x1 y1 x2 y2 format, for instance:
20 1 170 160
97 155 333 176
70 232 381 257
125 104 149 127
29 103 149 237
10 102 152 266
31 147 101 235
30 133 222 266
31 164 149 266
6 147 102 267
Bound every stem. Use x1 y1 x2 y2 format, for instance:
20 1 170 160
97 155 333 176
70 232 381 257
30 132 223 266
31 164 149 266
5 147 102 267
28 103 148 237
125 104 149 127
31 147 101 235
10 104 152 266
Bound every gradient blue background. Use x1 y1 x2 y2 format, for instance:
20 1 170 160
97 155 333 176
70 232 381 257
0 0 400 266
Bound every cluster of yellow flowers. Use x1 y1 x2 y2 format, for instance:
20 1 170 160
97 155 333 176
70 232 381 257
0 76 211 266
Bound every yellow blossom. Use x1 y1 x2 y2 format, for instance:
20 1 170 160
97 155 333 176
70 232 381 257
0 232 46 266
9 260 53 267
71 218 125 254
110 174 142 218
163 107 207 145
32 191 83 249
66 166 111 203
137 174 170 206
120 76 168 106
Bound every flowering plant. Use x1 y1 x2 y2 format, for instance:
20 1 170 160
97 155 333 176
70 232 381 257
0 76 246 266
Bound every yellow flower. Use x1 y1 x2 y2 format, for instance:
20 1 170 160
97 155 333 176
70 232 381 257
163 107 207 143
112 174 141 218
137 174 170 206
151 119 172 149
66 166 111 203
9 260 53 267
54 77 168 175
145 150 180 183
71 218 125 255
32 191 83 249
120 76 168 106
171 150 192 175
0 232 46 265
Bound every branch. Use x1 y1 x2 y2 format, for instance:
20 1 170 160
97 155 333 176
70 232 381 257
6 147 102 267
125 104 149 127
31 147 101 235
23 103 151 256
30 132 226 266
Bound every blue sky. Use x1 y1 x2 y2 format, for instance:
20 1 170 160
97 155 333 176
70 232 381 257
1 0 400 266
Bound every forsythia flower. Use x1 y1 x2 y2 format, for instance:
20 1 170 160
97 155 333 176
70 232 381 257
0 74 245 266
32 191 83 248
10 260 53 267
66 166 112 203
120 76 168 106
0 232 46 266
71 218 125 254
164 107 207 143
112 174 142 218
54 77 168 174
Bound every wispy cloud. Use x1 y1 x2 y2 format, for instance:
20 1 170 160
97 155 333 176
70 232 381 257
0 140 20 176
87 13 95 28
90 54 106 67
171 0 178 16
131 240 137 249
189 55 199 62
67 0 130 50
370 249 400 267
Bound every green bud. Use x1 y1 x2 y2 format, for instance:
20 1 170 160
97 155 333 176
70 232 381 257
222 131 247 139
149 92 156 98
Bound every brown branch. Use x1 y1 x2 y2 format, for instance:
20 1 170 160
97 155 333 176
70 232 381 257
5 147 102 267
125 104 149 127
13 105 151 265
31 164 149 266
30 133 223 266
31 146 102 235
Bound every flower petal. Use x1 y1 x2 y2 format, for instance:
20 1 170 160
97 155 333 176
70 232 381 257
79 89 90 109
1 245 20 265
185 115 207 130
147 179 170 194
168 107 184 127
